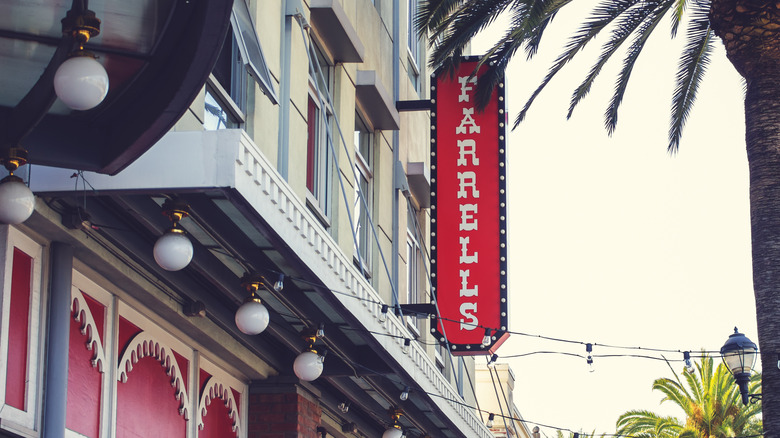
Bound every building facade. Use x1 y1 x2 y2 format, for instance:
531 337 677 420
0 1 496 437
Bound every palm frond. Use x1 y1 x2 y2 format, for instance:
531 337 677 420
567 1 667 121
515 0 634 127
668 2 712 152
417 0 464 33
427 0 515 69
604 1 673 135
669 0 687 37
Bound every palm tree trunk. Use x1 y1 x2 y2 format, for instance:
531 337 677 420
710 1 780 434
745 70 780 437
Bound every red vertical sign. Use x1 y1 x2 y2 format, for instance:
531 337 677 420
431 58 509 355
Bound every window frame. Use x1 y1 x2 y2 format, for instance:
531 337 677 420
353 111 374 277
306 40 336 225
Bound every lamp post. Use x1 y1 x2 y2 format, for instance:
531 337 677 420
720 327 759 405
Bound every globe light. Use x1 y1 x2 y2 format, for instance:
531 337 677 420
293 350 324 381
153 229 193 271
54 53 109 111
235 296 269 335
382 427 403 438
0 175 35 224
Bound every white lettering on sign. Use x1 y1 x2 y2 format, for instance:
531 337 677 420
455 107 481 134
459 302 478 330
459 269 478 297
454 73 483 335
458 76 477 102
457 171 480 199
457 139 479 166
459 204 478 231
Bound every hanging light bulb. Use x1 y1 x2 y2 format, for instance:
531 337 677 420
153 199 193 271
482 328 492 347
586 343 594 373
379 304 389 322
399 386 410 401
338 401 350 414
0 148 35 225
382 410 404 438
316 323 325 338
235 273 270 335
487 354 499 368
293 335 324 381
486 413 495 428
54 8 108 111
403 338 411 353
273 273 284 292
683 351 695 373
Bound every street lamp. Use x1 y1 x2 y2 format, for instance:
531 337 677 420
720 327 759 405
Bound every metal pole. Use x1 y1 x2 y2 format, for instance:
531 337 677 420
42 242 72 438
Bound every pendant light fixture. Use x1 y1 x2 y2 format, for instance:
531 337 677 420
153 199 193 271
234 273 270 335
0 148 35 225
293 334 325 381
382 410 404 438
54 8 109 111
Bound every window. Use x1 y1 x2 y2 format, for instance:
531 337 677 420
306 42 335 221
205 0 277 130
354 112 373 276
205 27 246 130
406 212 422 332
407 0 422 93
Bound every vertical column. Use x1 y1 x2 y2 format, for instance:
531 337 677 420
248 379 321 437
42 242 72 438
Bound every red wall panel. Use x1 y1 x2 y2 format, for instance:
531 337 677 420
116 355 187 438
6 248 32 410
67 294 103 437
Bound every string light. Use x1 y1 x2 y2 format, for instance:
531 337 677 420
400 386 411 401
586 343 594 373
338 401 350 414
379 304 389 322
317 322 326 338
273 273 284 292
683 351 695 373
482 328 492 347
486 413 495 428
487 354 498 368
403 338 411 353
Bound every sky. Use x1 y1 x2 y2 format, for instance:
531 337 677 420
470 4 760 435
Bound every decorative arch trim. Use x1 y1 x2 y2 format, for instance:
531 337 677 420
71 291 107 373
197 376 241 436
116 331 191 419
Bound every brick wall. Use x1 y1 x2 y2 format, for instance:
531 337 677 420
249 382 322 437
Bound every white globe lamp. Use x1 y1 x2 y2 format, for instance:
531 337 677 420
0 175 34 224
382 426 403 438
293 350 324 382
153 229 193 271
54 54 109 111
235 296 269 335
0 150 35 224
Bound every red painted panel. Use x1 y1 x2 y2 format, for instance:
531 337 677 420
7 248 32 410
432 59 509 354
173 351 189 394
117 317 142 356
199 369 210 392
83 292 105 343
67 297 103 438
198 390 237 438
116 355 187 438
